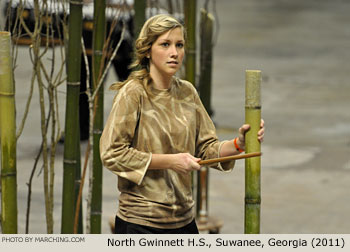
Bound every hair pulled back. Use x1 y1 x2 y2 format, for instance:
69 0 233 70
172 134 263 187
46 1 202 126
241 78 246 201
110 14 185 91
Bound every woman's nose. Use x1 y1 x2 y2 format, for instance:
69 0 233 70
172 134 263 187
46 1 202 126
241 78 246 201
170 45 178 57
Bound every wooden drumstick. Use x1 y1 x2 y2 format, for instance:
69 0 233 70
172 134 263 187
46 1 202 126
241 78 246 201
198 152 262 166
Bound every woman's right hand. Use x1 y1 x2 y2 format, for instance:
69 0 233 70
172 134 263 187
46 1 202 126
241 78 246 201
171 153 201 174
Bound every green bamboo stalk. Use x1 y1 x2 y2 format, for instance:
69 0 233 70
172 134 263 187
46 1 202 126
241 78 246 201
184 0 197 85
196 8 214 219
90 0 106 234
133 0 146 39
184 0 197 200
197 167 208 222
244 70 262 234
199 8 213 115
0 31 18 234
75 137 83 234
61 0 83 234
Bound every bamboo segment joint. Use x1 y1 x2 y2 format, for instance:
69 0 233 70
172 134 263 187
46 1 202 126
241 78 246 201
1 172 16 178
0 91 15 97
94 50 103 56
245 197 261 204
245 105 262 109
91 211 102 215
63 159 77 164
69 0 83 5
93 129 102 134
67 81 80 86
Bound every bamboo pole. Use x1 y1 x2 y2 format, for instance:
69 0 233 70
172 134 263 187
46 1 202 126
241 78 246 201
133 0 146 39
184 0 197 85
197 167 208 222
184 0 197 205
196 8 214 220
61 0 83 234
199 8 214 116
90 0 106 234
244 70 262 234
0 31 17 234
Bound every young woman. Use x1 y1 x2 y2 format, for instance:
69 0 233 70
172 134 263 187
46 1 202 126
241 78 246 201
100 14 264 234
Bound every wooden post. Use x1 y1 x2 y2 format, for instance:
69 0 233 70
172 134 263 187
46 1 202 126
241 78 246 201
0 31 18 234
244 70 262 234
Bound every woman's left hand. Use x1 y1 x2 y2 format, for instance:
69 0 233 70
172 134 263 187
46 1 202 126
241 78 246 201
237 119 265 150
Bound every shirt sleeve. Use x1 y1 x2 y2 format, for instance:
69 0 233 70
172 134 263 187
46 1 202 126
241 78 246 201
100 82 151 185
193 85 235 172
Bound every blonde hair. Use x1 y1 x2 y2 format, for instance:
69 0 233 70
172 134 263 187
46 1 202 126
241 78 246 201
110 14 185 91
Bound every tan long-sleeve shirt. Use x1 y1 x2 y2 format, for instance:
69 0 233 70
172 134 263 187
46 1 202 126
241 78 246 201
100 78 235 229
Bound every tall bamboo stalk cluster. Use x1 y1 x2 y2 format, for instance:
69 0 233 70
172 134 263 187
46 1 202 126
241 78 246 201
244 70 262 234
0 31 17 234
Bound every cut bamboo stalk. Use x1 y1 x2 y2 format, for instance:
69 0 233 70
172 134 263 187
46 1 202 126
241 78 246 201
0 31 18 234
244 70 262 234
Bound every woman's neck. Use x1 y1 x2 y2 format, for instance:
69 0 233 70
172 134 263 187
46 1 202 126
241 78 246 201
150 69 173 89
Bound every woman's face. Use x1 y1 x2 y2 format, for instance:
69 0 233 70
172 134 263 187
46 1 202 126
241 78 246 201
149 27 185 78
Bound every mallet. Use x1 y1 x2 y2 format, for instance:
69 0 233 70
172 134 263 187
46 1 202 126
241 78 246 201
198 152 262 166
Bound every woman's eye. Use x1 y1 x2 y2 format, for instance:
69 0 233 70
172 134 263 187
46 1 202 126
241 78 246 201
161 42 169 47
177 43 184 48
